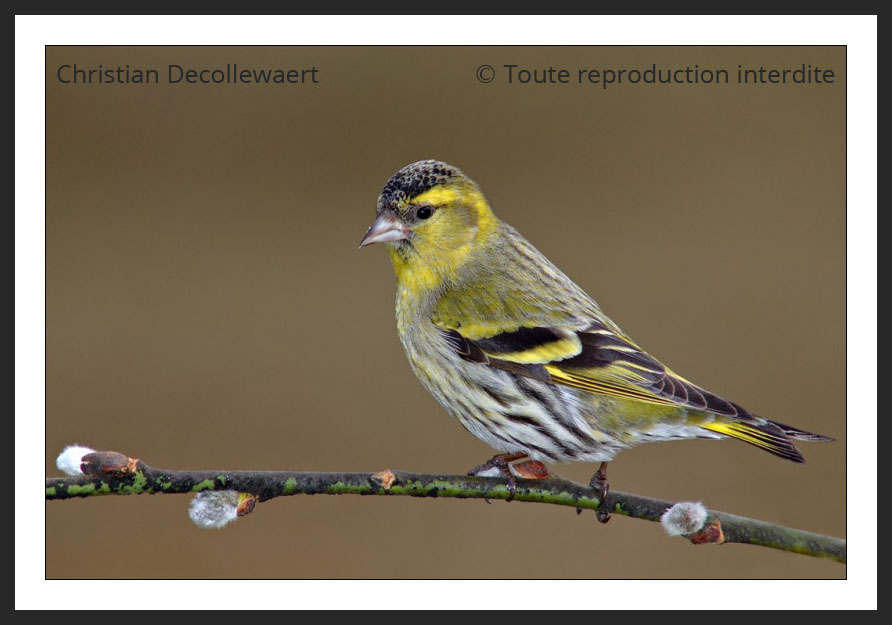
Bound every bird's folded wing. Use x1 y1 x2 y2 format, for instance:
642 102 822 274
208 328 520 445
438 319 748 419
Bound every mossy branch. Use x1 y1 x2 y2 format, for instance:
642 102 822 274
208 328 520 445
45 450 845 564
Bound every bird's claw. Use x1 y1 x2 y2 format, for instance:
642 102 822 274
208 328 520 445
590 461 611 524
468 452 533 502
468 453 514 478
505 476 517 501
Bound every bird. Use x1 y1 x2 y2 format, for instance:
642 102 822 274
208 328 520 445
359 159 832 521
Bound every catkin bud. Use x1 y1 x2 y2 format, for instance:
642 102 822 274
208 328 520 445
660 501 708 536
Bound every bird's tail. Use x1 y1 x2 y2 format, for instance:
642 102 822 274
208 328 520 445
700 419 834 463
771 420 837 443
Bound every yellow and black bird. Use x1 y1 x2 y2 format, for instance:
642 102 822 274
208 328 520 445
360 159 831 520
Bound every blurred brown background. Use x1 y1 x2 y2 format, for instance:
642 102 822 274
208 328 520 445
45 46 845 579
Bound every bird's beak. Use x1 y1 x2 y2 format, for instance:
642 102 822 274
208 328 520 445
359 211 411 248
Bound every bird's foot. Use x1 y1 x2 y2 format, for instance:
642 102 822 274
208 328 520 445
589 461 611 524
468 453 549 502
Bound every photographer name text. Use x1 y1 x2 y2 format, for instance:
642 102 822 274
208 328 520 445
56 63 320 85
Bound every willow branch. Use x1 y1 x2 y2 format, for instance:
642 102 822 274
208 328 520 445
45 451 845 564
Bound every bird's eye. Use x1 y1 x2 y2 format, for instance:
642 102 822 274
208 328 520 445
415 205 434 220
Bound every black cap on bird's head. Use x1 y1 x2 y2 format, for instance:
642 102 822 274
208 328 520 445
375 160 466 214
360 160 483 249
